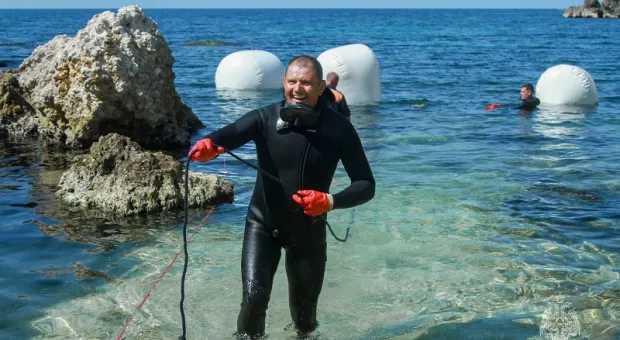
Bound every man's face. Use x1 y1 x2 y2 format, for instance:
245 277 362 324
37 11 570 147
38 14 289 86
520 87 532 100
283 64 325 108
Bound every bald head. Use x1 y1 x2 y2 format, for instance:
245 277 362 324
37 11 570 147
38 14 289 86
286 55 323 83
326 72 339 86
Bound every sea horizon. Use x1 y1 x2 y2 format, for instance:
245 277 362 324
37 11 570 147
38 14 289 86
0 7 569 10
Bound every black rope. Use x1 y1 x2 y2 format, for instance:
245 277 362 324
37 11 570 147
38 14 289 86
178 155 193 340
218 146 350 242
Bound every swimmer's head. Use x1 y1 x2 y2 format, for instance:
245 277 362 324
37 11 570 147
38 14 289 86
520 83 534 100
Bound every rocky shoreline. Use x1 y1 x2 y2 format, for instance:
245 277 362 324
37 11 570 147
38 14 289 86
0 6 233 215
56 133 233 216
564 0 620 18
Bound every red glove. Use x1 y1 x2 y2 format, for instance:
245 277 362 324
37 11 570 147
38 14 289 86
485 103 501 111
292 190 332 217
188 138 224 162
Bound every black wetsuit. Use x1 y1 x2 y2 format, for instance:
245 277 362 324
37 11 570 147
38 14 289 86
206 98 375 337
324 84 351 119
518 97 540 110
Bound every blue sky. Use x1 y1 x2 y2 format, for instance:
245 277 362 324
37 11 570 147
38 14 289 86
0 1 580 9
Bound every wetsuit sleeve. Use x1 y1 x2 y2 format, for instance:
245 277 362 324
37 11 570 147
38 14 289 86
517 97 540 110
332 124 375 209
204 109 264 150
341 96 351 119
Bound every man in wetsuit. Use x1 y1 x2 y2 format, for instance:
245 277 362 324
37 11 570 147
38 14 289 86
189 55 375 338
485 83 541 112
324 71 351 119
518 83 540 110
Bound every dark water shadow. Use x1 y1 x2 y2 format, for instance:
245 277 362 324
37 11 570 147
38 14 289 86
492 101 620 252
5 138 231 254
359 314 540 340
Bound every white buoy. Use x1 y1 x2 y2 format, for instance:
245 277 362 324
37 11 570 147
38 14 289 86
317 44 381 105
536 64 598 106
215 50 284 90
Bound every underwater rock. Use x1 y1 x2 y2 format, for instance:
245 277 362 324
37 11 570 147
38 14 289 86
360 314 540 340
590 321 620 339
35 204 216 252
29 262 111 282
56 133 233 216
581 308 610 323
185 40 238 46
1 5 203 149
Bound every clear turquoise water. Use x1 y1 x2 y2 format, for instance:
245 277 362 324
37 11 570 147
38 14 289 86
1 8 620 340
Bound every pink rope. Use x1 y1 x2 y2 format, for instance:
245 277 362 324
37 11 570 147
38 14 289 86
116 208 215 340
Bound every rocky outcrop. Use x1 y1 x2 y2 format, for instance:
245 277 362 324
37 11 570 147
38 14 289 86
564 0 620 17
602 0 620 16
0 71 38 138
56 133 233 216
0 6 203 149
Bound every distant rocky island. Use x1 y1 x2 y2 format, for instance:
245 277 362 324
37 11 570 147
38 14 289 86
564 0 620 18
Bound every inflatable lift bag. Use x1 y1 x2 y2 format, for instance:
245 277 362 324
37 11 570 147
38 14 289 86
536 64 598 106
318 44 381 105
215 50 285 90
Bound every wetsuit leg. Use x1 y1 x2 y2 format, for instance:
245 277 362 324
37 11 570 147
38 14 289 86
284 226 327 334
237 219 281 338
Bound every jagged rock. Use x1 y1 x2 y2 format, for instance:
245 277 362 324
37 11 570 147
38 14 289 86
0 71 38 138
602 0 620 16
56 133 233 216
1 5 203 149
563 6 603 17
564 0 620 17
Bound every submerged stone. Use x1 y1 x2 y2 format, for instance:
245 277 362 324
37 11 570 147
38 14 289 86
185 40 238 46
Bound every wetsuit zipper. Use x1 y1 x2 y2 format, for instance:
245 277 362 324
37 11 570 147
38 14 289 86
299 141 311 190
